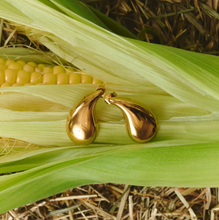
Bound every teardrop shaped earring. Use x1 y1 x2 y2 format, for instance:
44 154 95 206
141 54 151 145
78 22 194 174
105 92 158 143
66 86 105 145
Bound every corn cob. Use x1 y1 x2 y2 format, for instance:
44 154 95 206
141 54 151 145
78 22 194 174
0 58 103 87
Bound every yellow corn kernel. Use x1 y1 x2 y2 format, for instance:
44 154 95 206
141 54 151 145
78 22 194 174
27 62 37 67
0 59 102 87
8 62 22 71
5 59 15 66
43 72 56 84
53 66 65 74
0 58 5 64
30 72 43 84
0 70 5 84
69 73 81 84
57 73 69 85
81 74 92 84
12 83 23 87
35 66 43 73
23 64 35 73
5 69 17 84
38 64 45 69
1 82 11 87
17 70 30 84
0 64 6 71
24 83 35 86
43 67 53 74
92 78 103 84
16 60 26 67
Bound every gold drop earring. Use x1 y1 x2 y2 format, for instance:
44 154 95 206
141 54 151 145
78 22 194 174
66 86 105 145
105 92 158 143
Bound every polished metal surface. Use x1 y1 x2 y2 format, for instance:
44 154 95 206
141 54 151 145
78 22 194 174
105 92 158 143
66 87 105 145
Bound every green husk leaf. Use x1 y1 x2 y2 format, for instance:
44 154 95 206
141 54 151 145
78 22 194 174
0 82 215 147
49 0 137 38
86 4 137 39
1 142 219 214
1 0 218 110
49 0 109 30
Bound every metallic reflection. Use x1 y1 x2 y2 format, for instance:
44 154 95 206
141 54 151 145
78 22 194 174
105 92 158 143
66 87 105 145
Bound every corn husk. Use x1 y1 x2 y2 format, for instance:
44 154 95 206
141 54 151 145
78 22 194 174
0 0 219 213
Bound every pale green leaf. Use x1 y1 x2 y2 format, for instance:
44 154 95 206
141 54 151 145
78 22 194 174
1 142 219 214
